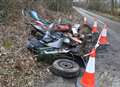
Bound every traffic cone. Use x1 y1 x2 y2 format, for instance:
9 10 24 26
83 17 87 25
98 24 108 45
80 48 96 87
92 21 98 33
95 43 100 49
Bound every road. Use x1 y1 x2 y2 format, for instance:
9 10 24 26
74 7 120 87
42 7 120 87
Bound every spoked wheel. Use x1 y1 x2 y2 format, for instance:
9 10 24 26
50 59 80 78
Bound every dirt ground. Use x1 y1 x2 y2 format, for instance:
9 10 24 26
0 4 82 87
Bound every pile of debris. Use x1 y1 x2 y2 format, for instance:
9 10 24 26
22 9 96 78
23 10 93 55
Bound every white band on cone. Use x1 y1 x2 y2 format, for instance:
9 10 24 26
86 57 95 73
101 28 107 36
84 17 87 21
93 21 97 27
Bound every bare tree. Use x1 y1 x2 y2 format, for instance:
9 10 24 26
82 0 120 16
44 0 73 13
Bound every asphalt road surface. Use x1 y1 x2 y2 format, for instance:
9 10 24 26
74 7 120 87
41 7 120 87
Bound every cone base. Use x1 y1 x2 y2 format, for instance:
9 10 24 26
80 72 95 87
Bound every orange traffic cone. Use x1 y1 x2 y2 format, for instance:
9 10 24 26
92 20 98 33
80 48 96 87
98 24 108 45
83 17 87 25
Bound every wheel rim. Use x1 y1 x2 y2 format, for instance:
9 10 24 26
59 61 73 69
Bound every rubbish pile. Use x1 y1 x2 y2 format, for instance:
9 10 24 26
23 10 94 58
23 8 110 86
